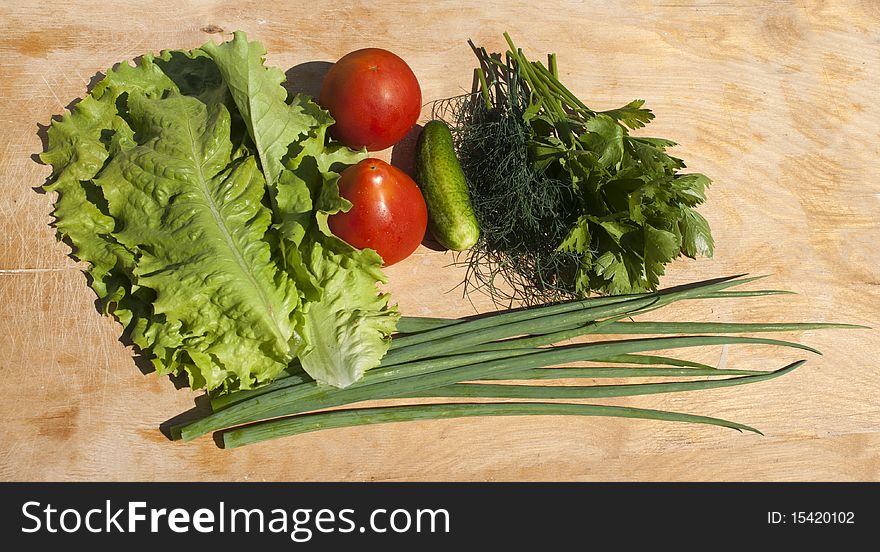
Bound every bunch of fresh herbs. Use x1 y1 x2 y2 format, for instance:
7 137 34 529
441 34 714 305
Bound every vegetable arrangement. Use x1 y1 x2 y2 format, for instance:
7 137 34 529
438 34 714 305
39 31 862 448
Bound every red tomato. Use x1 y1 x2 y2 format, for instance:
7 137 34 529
328 158 427 266
319 48 422 151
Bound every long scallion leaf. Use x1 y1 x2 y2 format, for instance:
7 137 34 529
221 402 761 448
478 367 766 379
703 290 794 298
406 360 804 399
395 316 461 334
598 322 865 334
596 354 717 369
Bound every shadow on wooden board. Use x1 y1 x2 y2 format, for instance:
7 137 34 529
284 60 333 99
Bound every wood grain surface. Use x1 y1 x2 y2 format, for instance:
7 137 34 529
1 0 878 481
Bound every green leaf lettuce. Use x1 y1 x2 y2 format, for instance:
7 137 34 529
40 32 397 392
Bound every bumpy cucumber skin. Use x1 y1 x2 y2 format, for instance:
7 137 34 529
414 120 480 251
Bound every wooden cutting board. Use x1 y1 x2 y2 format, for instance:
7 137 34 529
1 0 878 481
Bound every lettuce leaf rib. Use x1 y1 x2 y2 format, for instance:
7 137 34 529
95 91 300 390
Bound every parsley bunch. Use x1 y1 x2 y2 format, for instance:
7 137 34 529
447 33 714 302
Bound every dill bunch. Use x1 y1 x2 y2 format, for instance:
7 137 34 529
435 91 582 306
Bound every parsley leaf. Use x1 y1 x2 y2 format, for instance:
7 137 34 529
601 99 655 130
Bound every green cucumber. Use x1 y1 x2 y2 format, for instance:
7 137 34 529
414 120 480 251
